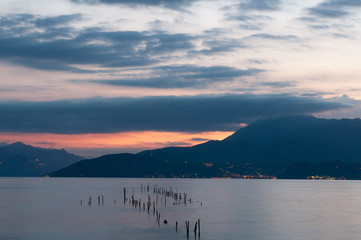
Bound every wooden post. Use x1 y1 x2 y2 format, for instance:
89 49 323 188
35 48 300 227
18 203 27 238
102 195 104 205
198 219 200 236
194 222 197 233
176 221 178 232
185 221 189 237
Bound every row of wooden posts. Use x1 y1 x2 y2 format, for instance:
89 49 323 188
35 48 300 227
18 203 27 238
81 184 201 237
80 194 104 206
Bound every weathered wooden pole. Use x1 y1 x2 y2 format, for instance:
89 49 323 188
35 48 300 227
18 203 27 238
185 221 190 237
198 219 200 235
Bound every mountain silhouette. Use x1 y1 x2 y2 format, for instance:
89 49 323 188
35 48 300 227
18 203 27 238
50 115 361 178
0 142 82 176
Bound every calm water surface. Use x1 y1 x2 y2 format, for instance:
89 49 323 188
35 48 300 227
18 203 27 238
1 178 361 240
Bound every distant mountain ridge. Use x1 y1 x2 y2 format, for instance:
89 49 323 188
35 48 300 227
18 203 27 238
50 115 361 179
0 142 82 176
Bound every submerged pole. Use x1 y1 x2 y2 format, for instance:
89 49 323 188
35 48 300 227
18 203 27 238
198 219 200 236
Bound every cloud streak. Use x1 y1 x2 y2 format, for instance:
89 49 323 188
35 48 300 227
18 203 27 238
83 65 263 89
0 94 348 134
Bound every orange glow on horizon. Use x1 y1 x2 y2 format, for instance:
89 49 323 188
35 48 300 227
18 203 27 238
0 131 233 153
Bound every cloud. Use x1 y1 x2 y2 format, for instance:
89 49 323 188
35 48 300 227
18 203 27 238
248 33 298 40
308 8 347 18
198 39 247 55
226 12 271 32
70 0 199 10
238 23 264 31
34 14 82 28
309 24 330 30
240 0 282 11
308 0 361 18
261 81 296 88
0 94 348 134
82 65 263 89
0 14 196 72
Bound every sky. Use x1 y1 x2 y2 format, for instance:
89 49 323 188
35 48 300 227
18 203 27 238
1 0 361 157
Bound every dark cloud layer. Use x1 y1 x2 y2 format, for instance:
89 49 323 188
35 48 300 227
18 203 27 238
0 14 195 72
0 94 348 134
85 65 263 89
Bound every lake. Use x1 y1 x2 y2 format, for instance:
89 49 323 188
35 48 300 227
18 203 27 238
1 178 361 240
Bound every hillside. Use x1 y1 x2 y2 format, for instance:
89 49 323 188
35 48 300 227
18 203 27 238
0 142 82 176
139 115 361 174
49 115 361 178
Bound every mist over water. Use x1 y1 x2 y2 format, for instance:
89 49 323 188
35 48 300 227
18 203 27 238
1 178 361 240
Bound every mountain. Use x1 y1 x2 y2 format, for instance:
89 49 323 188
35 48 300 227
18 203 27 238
49 153 269 178
50 115 361 178
139 115 361 174
0 142 82 176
